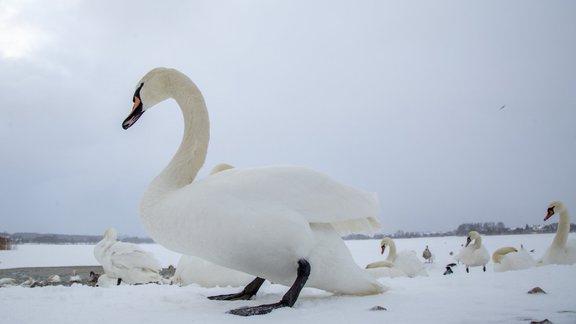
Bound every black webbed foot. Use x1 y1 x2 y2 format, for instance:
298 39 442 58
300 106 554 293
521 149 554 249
208 277 265 301
228 301 288 316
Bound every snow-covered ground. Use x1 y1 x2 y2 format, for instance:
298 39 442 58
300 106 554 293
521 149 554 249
1 233 575 324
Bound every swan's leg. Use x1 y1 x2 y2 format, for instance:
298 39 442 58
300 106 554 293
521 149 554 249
117 278 122 286
208 277 265 301
228 259 311 316
466 266 469 273
483 265 486 272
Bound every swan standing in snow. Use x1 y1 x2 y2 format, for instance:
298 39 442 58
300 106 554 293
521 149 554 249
94 228 162 285
455 231 489 273
122 68 384 316
539 201 576 265
365 237 427 278
492 245 535 272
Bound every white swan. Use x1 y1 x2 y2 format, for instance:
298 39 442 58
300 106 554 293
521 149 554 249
492 245 535 272
365 237 427 278
122 67 384 316
455 231 490 272
539 200 576 265
93 228 162 285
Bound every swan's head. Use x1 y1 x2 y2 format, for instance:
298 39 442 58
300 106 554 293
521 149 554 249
103 228 118 241
465 231 481 247
122 67 175 129
544 200 565 221
379 237 392 254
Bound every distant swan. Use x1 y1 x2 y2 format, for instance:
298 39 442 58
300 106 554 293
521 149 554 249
366 237 427 278
539 201 576 265
122 68 384 316
492 245 535 272
422 245 433 263
455 231 490 272
94 228 162 285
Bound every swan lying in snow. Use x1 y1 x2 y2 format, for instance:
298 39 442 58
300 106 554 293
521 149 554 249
456 231 489 272
94 228 162 285
122 68 384 316
492 246 535 272
365 237 427 278
539 200 576 265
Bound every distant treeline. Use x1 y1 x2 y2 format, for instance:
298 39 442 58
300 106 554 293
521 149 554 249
0 232 154 245
2 221 574 244
344 221 576 240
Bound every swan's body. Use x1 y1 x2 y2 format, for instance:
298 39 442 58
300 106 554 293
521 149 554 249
366 237 427 278
122 68 384 315
94 228 162 285
492 246 535 272
539 201 576 265
171 163 254 288
456 231 490 272
69 270 82 284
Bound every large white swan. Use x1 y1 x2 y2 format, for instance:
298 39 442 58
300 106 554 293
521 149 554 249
94 228 163 285
122 68 384 316
455 231 490 272
539 200 576 265
365 237 427 278
492 245 535 272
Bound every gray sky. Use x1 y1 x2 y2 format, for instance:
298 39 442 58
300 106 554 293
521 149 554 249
1 0 575 237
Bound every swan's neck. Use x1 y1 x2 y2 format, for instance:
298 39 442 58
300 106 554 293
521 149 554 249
552 209 570 247
146 78 209 197
472 236 482 249
386 240 397 262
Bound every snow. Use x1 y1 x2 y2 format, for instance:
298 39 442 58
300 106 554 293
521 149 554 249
1 233 575 324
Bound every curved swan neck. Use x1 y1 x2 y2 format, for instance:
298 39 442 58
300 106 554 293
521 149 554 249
386 240 397 262
471 235 482 249
552 208 570 247
147 74 209 195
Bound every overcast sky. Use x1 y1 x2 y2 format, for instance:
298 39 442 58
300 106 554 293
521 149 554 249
1 0 575 237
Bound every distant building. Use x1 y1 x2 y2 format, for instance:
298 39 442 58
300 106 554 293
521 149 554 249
0 236 13 250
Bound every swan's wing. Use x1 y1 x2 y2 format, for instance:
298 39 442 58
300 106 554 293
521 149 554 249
189 165 381 235
109 243 161 271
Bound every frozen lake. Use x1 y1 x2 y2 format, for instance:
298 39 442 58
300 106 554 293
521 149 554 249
1 233 575 323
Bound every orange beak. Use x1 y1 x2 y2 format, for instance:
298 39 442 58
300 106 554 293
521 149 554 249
544 207 555 221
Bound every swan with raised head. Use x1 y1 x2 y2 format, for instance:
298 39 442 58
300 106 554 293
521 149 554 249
492 245 535 272
539 201 576 265
455 231 490 272
94 228 162 285
122 68 384 316
365 237 427 278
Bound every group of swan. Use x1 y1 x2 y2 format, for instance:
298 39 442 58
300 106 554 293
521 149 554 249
122 68 384 316
121 68 576 315
365 237 427 278
455 200 575 273
94 228 163 286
